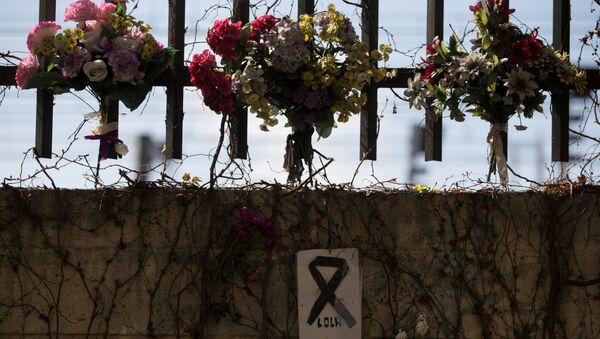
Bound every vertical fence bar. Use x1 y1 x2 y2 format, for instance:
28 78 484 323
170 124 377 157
425 0 443 161
230 0 249 159
501 0 509 159
166 0 185 159
360 0 379 160
105 0 122 159
35 0 56 158
552 0 570 161
298 0 315 16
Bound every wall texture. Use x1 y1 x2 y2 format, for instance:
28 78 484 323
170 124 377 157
0 188 598 338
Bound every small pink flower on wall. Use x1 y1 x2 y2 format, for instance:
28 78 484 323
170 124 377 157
244 268 261 282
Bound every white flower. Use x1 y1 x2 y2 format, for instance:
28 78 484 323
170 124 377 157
395 330 408 339
115 143 129 156
113 36 139 52
404 73 430 110
455 52 491 85
81 20 104 51
415 313 428 336
83 60 108 82
503 68 538 102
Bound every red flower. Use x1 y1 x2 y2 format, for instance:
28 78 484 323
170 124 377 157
207 18 243 60
201 71 235 114
244 268 261 282
469 2 482 12
188 49 235 115
250 14 278 41
188 49 217 86
508 30 545 65
470 0 514 20
424 64 436 80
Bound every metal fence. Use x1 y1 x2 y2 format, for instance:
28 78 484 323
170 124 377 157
0 0 598 163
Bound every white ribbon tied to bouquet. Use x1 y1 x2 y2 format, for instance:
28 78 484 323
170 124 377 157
487 122 509 186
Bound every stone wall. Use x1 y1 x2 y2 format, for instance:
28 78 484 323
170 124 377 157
0 188 598 338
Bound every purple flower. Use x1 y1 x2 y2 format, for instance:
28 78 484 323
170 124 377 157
244 268 261 282
292 87 308 104
239 207 253 222
61 47 90 79
303 89 330 110
107 48 142 84
264 238 275 249
232 223 249 244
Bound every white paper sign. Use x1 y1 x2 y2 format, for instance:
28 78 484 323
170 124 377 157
297 248 361 339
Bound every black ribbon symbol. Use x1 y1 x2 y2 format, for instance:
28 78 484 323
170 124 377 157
307 256 357 328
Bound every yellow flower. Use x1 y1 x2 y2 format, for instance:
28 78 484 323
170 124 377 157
574 70 587 95
370 50 382 61
302 71 314 82
182 172 191 181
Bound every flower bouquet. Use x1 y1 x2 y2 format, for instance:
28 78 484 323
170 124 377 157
405 0 586 185
189 4 393 182
16 0 175 160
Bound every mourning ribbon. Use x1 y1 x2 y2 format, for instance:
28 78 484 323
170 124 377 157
487 122 508 186
307 256 357 328
85 127 122 161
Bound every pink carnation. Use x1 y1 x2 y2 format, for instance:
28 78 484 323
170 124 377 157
26 21 61 55
15 54 39 88
207 18 243 60
64 0 98 23
96 3 116 23
61 47 90 78
107 49 142 84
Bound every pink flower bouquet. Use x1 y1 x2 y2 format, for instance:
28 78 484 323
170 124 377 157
16 0 175 160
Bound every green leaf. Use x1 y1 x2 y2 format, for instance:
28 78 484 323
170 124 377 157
116 3 126 16
316 126 332 139
47 63 57 72
438 41 451 60
480 9 488 25
143 47 177 83
449 34 458 54
24 72 68 90
482 36 492 51
107 84 152 111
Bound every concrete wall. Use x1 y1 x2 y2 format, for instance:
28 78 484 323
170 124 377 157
0 188 598 338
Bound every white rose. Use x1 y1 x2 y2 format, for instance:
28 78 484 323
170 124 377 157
83 60 108 82
395 330 407 339
113 36 139 52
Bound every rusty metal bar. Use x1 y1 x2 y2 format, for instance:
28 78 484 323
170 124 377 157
34 0 56 158
166 0 185 159
552 0 570 162
425 0 443 161
230 0 249 159
360 0 379 160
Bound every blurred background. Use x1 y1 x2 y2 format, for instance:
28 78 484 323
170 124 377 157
0 0 598 188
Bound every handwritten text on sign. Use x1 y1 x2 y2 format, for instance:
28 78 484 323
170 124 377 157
297 249 361 339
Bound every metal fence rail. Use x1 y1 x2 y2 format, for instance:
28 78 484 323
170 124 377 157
0 0 599 163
